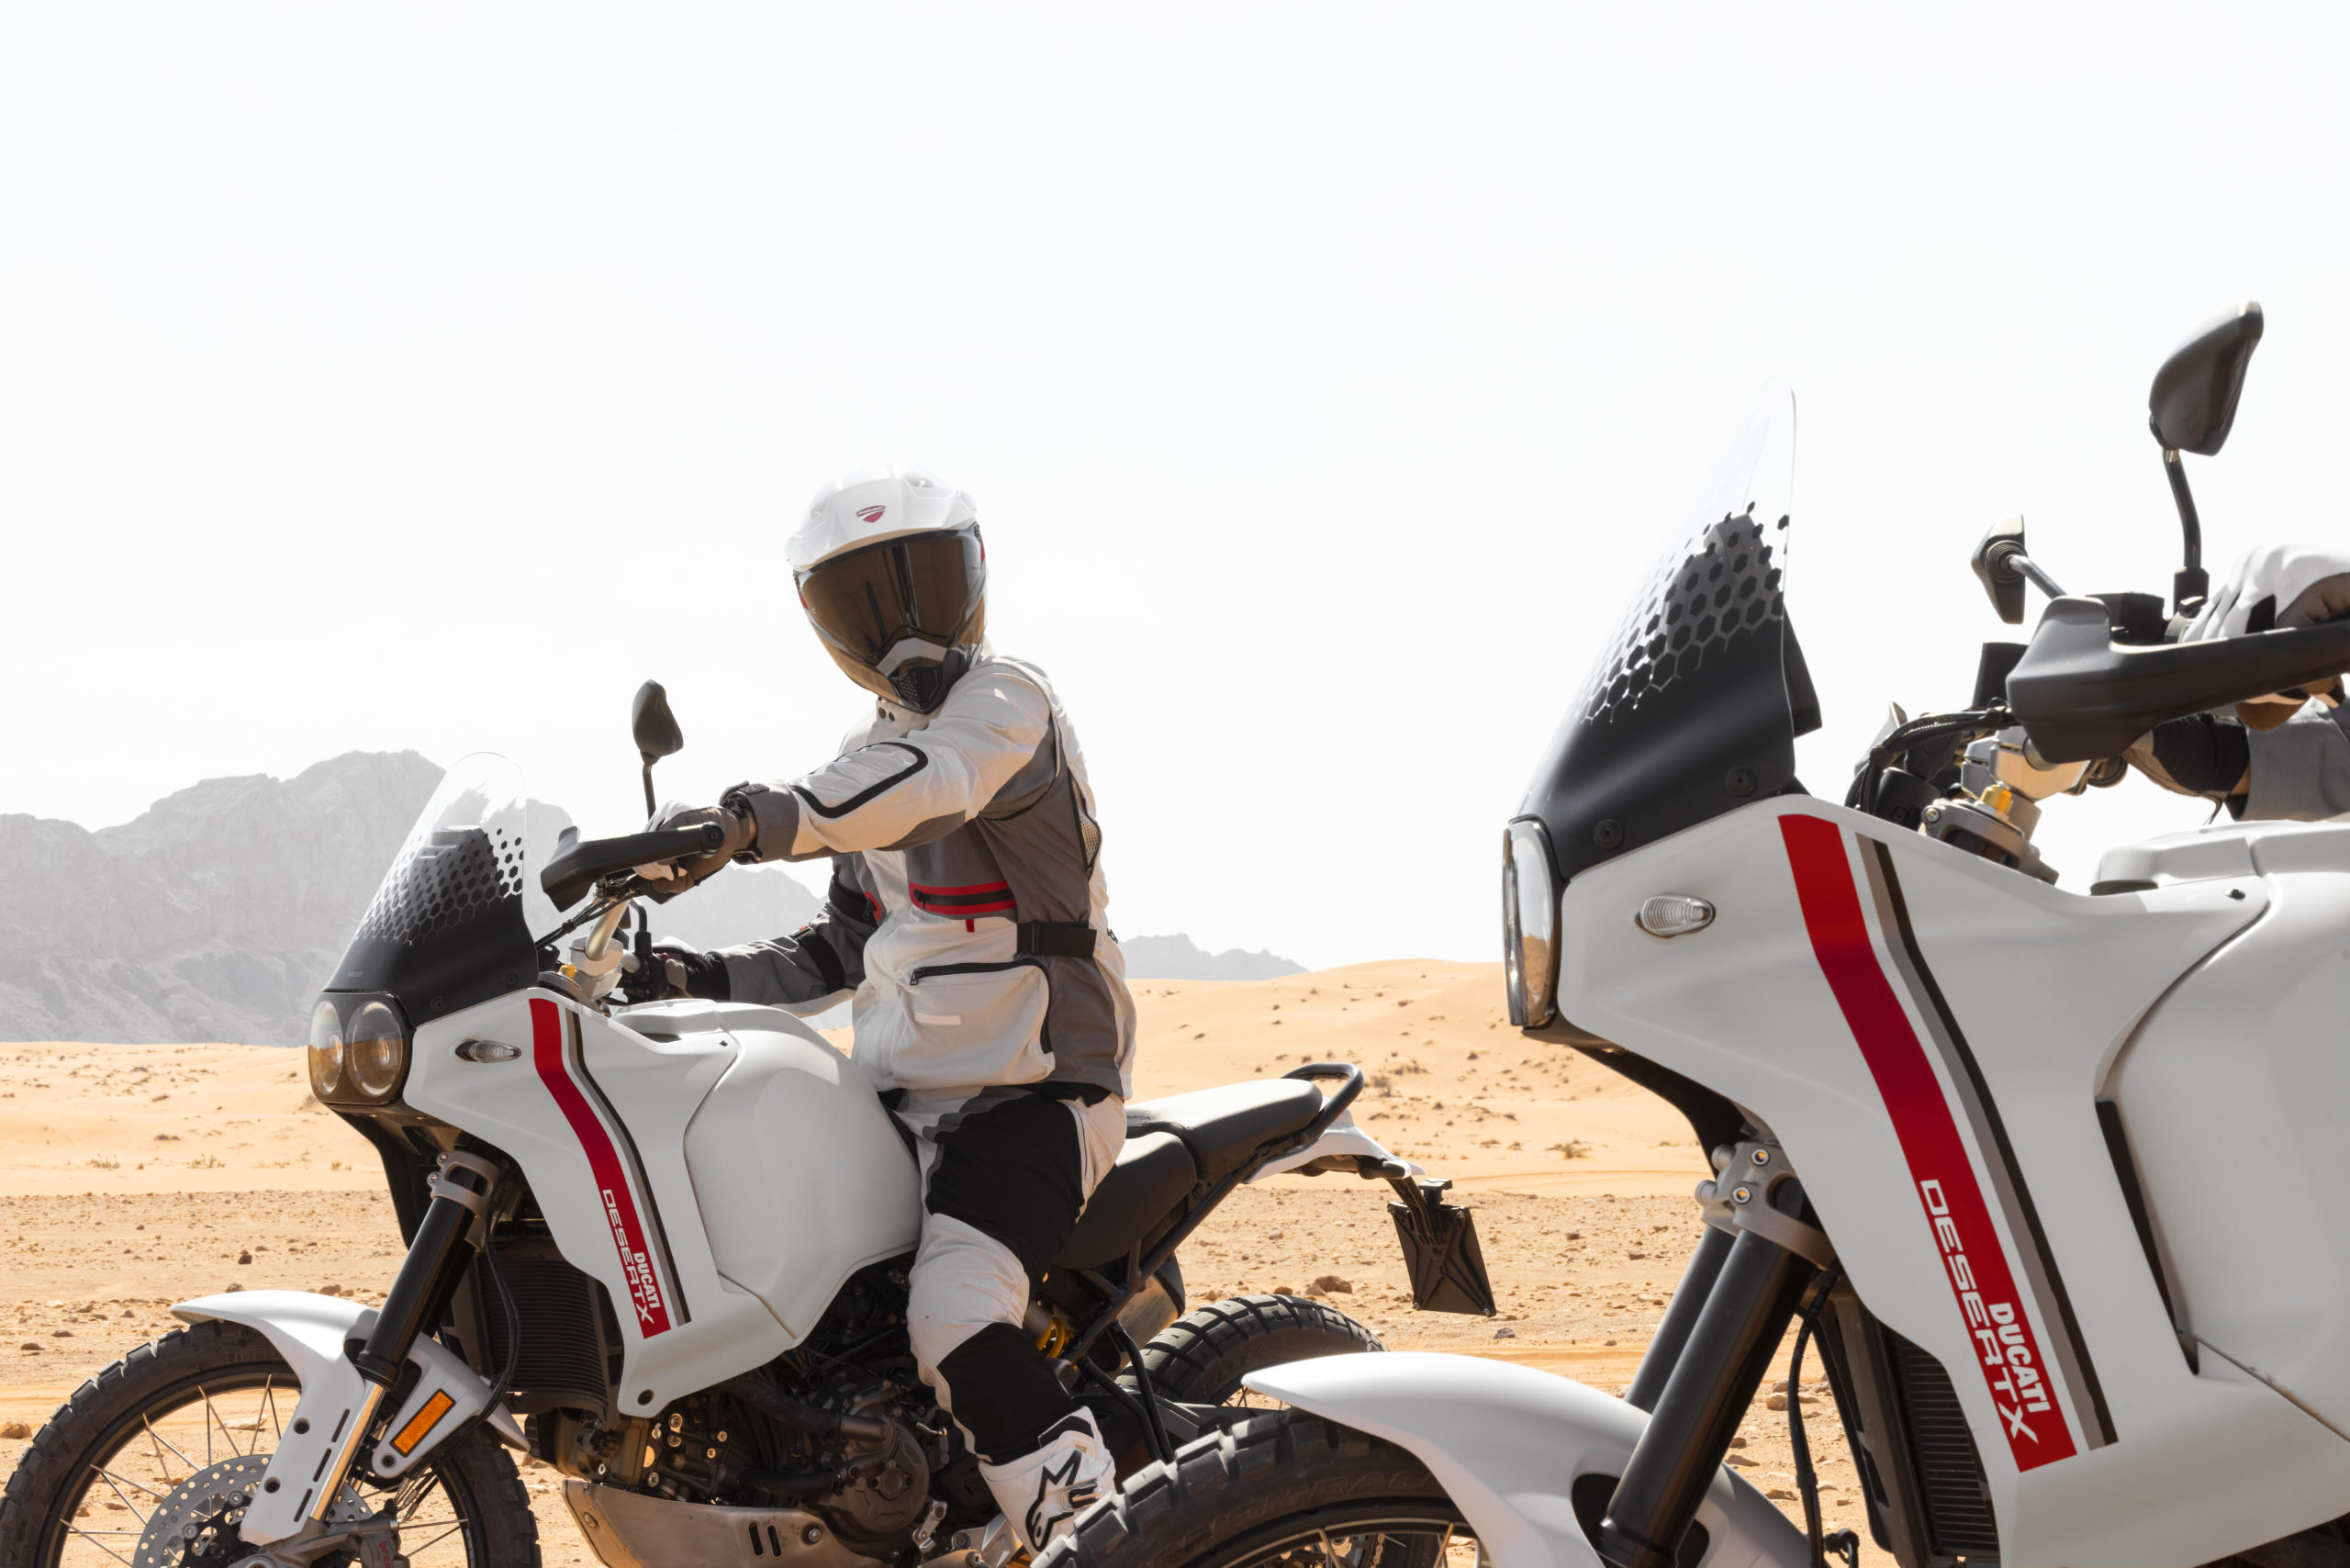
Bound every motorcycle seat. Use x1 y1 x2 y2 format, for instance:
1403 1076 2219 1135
1124 1080 1325 1183
1056 1131 1198 1269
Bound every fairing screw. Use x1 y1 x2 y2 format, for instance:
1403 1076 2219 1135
1751 1148 1771 1166
1726 767 1759 798
804 1525 825 1545
1594 819 1625 850
1732 1185 1752 1204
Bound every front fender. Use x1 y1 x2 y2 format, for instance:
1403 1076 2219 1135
173 1291 522 1542
1245 1352 1807 1568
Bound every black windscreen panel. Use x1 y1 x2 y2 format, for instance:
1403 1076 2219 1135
1520 510 1818 883
1884 1327 2002 1560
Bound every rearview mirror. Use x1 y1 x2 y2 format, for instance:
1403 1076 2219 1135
631 681 684 818
2149 301 2263 456
1970 516 2031 625
631 681 684 761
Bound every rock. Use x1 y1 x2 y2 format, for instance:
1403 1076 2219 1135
1311 1274 1352 1294
1493 1326 1516 1339
238 1251 252 1265
226 1282 242 1293
1273 1284 1299 1297
319 1283 341 1297
1767 1488 1796 1501
17 1344 39 1354
0 1421 30 1439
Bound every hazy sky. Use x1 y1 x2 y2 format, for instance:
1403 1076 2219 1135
4 6 2345 967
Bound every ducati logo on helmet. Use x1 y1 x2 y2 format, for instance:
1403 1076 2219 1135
856 505 887 523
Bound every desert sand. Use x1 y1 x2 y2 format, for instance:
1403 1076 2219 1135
1 959 1876 1563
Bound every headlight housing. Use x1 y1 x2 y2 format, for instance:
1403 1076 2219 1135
308 994 410 1103
1502 818 1561 1027
308 999 344 1097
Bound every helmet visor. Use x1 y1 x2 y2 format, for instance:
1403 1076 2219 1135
798 527 987 675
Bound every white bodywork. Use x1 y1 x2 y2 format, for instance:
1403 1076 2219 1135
400 991 920 1413
1246 1353 1804 1568
170 1290 522 1543
1251 1109 1422 1181
1547 799 2346 1566
1255 802 2346 1568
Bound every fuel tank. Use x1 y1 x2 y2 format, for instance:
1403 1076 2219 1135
403 991 919 1411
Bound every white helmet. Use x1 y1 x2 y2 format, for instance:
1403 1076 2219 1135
789 465 987 712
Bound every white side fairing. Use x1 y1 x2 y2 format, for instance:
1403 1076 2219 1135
401 989 919 1413
1551 796 2350 1567
2104 820 2350 1439
1244 1353 1806 1568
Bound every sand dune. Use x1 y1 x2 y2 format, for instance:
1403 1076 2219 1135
1 961 1881 1564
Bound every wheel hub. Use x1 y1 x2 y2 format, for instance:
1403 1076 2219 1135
131 1454 376 1568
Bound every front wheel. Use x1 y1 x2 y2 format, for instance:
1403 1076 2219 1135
1042 1412 1467 1568
0 1318 540 1568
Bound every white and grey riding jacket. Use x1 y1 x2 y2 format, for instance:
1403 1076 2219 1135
711 654 1137 1099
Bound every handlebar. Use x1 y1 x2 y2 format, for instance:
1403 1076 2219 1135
541 821 724 911
2009 598 2350 761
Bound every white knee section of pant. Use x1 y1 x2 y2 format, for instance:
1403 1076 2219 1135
906 1212 1030 1398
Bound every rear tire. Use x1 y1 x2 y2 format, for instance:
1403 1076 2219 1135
1133 1294 1383 1407
0 1318 539 1568
1040 1412 1463 1568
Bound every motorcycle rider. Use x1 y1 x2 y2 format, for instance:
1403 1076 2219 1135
625 465 1136 1554
2126 544 2350 816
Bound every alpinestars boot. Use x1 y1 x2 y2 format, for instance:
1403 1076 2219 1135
978 1410 1113 1554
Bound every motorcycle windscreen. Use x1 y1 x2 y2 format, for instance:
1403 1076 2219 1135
1519 386 1819 884
326 753 543 1024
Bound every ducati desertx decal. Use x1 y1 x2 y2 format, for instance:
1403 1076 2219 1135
530 997 677 1336
1780 814 2080 1470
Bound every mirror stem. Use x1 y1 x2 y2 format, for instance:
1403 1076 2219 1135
2158 436 2210 616
640 754 657 821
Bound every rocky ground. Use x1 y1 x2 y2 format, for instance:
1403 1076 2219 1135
0 960 1881 1563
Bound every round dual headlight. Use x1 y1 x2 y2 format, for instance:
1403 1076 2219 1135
308 1000 344 1096
307 996 409 1102
1502 819 1560 1028
346 1000 410 1099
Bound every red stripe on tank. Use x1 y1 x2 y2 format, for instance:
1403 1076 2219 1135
1779 814 2076 1470
530 998 674 1337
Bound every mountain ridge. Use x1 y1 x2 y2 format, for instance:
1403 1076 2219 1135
0 756 1293 1042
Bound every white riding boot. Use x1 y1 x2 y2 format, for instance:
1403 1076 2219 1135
977 1410 1113 1555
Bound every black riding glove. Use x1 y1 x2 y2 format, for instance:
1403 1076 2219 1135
2147 713 2250 798
619 946 732 1004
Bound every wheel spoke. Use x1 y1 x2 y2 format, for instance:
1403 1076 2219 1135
143 1415 199 1479
91 1464 164 1517
402 1518 467 1556
60 1523 137 1565
395 1466 448 1519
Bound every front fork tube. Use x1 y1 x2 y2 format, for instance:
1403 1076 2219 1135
1598 1228 1816 1568
330 1152 502 1515
1625 1226 1735 1415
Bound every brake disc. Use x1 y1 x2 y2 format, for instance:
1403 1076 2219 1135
130 1453 375 1568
